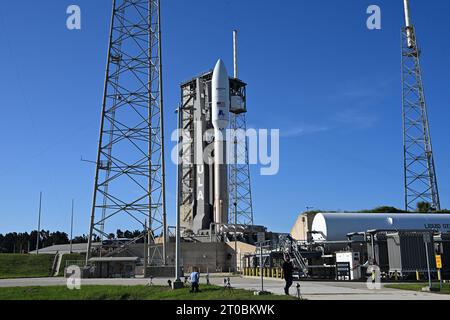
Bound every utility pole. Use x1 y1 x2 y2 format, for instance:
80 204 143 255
260 242 264 292
173 107 184 290
36 192 42 254
424 233 432 291
70 199 74 254
144 220 148 277
234 202 238 273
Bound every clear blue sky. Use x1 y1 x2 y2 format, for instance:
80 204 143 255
0 0 449 236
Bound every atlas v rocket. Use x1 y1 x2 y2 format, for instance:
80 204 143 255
211 59 230 227
178 56 247 234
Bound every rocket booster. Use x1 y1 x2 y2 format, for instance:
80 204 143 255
211 59 230 227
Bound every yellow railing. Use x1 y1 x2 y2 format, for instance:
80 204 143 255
242 267 284 279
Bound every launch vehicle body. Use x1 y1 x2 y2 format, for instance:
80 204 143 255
178 59 247 234
212 59 230 227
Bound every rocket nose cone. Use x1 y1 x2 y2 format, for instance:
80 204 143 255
213 59 228 76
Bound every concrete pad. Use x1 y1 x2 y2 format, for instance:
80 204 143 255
0 276 449 300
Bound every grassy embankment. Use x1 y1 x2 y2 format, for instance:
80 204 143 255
0 254 55 279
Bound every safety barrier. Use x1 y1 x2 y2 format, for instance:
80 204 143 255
242 267 285 279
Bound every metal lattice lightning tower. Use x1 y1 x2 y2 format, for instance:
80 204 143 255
401 0 440 212
229 30 254 226
87 0 167 264
229 112 254 226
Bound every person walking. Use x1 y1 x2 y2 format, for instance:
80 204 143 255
282 255 294 295
190 267 201 293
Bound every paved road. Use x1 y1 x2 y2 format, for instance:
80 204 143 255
0 276 448 300
231 277 450 300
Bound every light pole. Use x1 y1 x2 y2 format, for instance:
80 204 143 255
144 220 148 277
424 233 432 291
36 192 43 255
173 107 183 289
234 202 238 273
260 242 264 292
70 199 74 254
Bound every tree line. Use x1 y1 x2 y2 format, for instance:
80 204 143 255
0 229 143 254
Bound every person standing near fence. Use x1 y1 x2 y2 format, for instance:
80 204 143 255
282 255 294 295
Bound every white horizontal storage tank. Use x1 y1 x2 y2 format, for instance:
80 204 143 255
311 213 450 242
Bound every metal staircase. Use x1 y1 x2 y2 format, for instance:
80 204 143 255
278 235 309 277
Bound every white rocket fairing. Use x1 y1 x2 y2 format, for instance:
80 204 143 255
212 59 230 130
211 59 230 227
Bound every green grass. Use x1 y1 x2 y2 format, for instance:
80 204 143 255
386 283 450 294
57 253 85 277
0 254 55 279
0 285 296 300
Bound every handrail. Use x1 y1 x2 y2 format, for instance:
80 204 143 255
277 235 309 276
